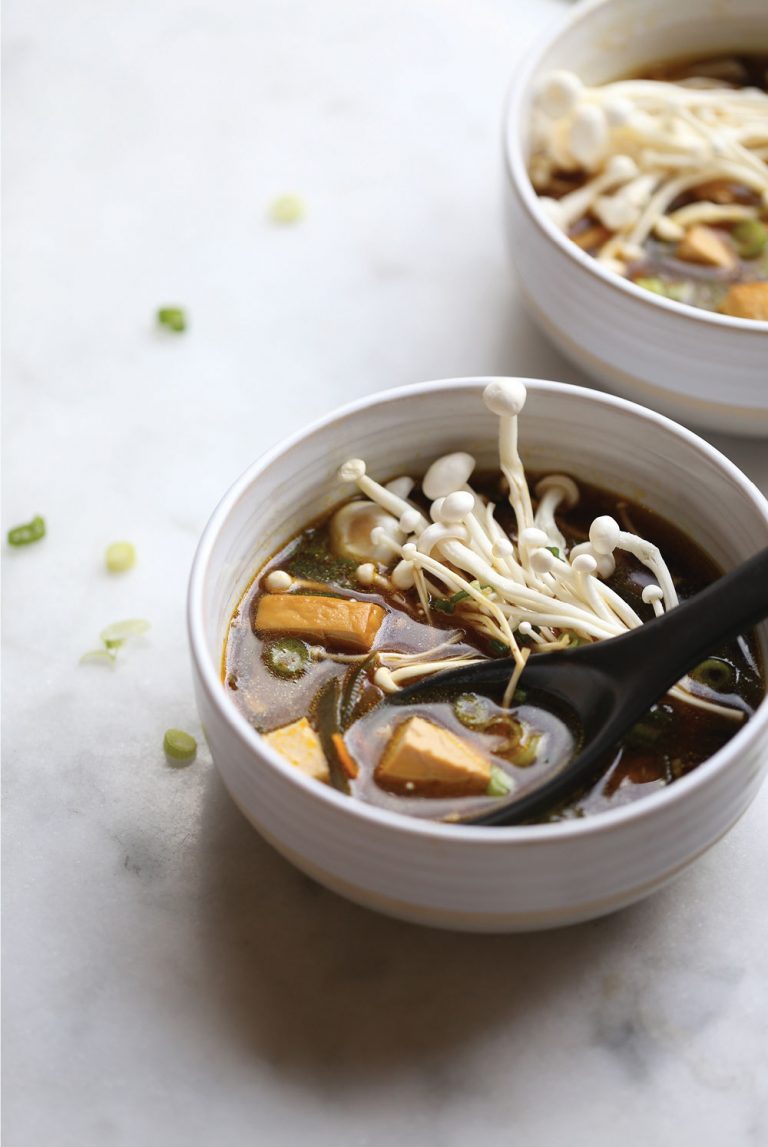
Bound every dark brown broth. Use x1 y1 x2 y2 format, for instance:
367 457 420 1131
224 473 764 823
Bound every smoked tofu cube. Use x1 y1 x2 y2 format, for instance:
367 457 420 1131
263 717 330 784
676 225 736 269
719 281 768 321
254 593 384 652
375 716 491 798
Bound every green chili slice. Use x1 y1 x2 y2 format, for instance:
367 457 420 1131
453 692 493 730
509 733 541 768
690 657 735 693
7 515 45 546
263 637 309 679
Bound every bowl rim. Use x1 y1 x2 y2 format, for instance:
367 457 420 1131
188 376 768 845
502 0 768 336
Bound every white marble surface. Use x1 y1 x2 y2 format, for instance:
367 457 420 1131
4 0 768 1143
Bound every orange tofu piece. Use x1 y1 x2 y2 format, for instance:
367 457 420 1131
719 281 768 321
255 593 385 652
375 716 491 798
676 225 736 269
263 717 330 784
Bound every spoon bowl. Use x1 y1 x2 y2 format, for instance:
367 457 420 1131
392 548 768 824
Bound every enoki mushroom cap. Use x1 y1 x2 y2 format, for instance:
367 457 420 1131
338 459 366 482
438 490 475 523
604 154 638 184
429 497 445 523
483 379 527 418
520 526 549 549
264 569 293 592
391 559 415 589
385 476 415 499
642 584 664 604
569 103 609 168
530 547 556 575
535 473 580 508
590 515 621 555
571 553 598 576
535 69 583 118
422 452 476 501
399 507 422 534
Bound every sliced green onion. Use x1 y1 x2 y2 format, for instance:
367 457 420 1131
453 692 493 729
263 637 309 679
731 219 767 259
79 649 117 668
509 733 541 768
690 657 735 693
268 194 305 224
546 546 560 558
7 515 45 546
488 639 510 657
430 588 475 611
163 728 197 764
99 618 151 647
157 306 187 333
634 277 687 302
105 541 136 573
487 764 513 798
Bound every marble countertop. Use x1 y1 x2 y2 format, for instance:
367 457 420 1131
4 0 768 1143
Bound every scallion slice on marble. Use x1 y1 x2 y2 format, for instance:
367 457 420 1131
7 515 46 546
157 306 187 333
105 541 136 573
163 728 197 764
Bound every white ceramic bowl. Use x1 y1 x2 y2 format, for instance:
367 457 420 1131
503 0 768 438
188 378 768 932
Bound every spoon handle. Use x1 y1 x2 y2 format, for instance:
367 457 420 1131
601 546 768 702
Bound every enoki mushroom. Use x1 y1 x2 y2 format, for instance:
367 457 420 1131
332 380 742 722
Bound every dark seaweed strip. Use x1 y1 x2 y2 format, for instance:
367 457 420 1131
339 655 376 729
312 678 351 794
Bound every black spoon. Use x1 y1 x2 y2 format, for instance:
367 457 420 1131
390 546 768 826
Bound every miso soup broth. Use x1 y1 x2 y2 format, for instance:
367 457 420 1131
223 383 763 824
